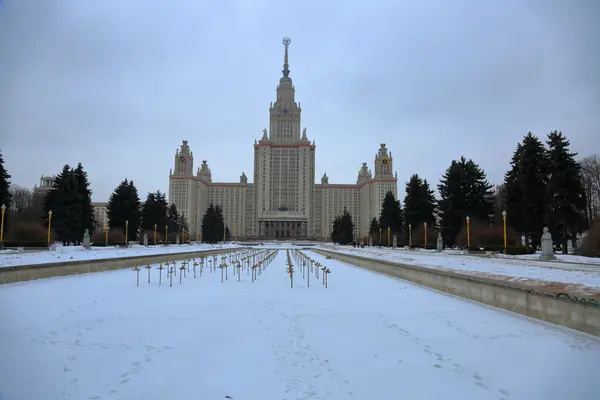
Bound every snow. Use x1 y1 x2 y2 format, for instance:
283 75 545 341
0 243 243 268
1 249 599 399
497 252 600 265
319 246 600 293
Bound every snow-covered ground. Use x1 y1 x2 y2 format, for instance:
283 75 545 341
0 243 242 268
496 252 600 265
1 250 598 399
320 246 600 294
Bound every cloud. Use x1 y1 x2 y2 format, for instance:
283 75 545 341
0 0 598 202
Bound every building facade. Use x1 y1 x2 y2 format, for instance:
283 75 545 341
92 202 108 232
169 38 398 240
33 175 56 196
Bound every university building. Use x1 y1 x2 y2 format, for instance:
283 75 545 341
169 38 397 240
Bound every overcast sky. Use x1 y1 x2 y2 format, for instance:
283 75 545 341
1 0 598 202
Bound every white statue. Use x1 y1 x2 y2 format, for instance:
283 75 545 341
540 227 555 260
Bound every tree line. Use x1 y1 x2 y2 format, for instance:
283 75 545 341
1 128 599 254
0 152 236 246
103 179 189 245
329 131 598 255
0 158 190 246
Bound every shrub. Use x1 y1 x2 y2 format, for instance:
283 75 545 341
165 232 190 244
505 246 536 255
3 221 52 247
410 224 438 249
454 220 520 249
91 229 126 246
577 218 600 258
138 230 163 245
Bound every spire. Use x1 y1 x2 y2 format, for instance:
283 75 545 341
282 37 291 78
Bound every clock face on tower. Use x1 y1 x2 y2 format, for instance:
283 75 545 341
283 108 288 114
381 158 389 166
180 156 185 162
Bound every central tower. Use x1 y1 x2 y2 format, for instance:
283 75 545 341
253 37 316 238
269 37 302 143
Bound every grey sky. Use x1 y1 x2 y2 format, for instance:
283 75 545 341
1 0 598 202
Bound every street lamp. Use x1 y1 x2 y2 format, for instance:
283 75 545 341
125 220 129 246
424 222 427 249
466 216 471 248
408 223 412 248
47 210 53 246
379 227 382 246
0 204 6 249
387 226 391 248
502 210 507 251
165 225 168 245
105 219 108 246
154 224 157 245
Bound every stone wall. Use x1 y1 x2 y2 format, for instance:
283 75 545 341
313 249 600 337
0 248 239 284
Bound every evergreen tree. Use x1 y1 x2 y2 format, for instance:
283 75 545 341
331 217 341 243
127 181 141 238
140 191 169 232
44 165 81 244
167 204 181 234
0 150 12 233
73 163 95 236
201 203 218 243
140 192 156 231
504 133 548 247
107 179 141 239
379 191 404 244
368 217 380 244
331 209 354 245
545 131 587 253
403 174 436 232
215 205 225 241
107 180 129 230
438 156 494 246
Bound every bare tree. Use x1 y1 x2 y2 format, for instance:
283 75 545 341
8 185 45 223
581 154 600 223
8 185 33 215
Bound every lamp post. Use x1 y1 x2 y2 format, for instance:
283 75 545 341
502 210 507 252
387 226 391 248
200 229 202 243
0 204 5 249
165 225 168 245
125 220 129 246
154 224 157 245
105 219 108 246
408 223 412 247
424 222 427 249
379 227 382 246
466 216 471 248
47 210 53 246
